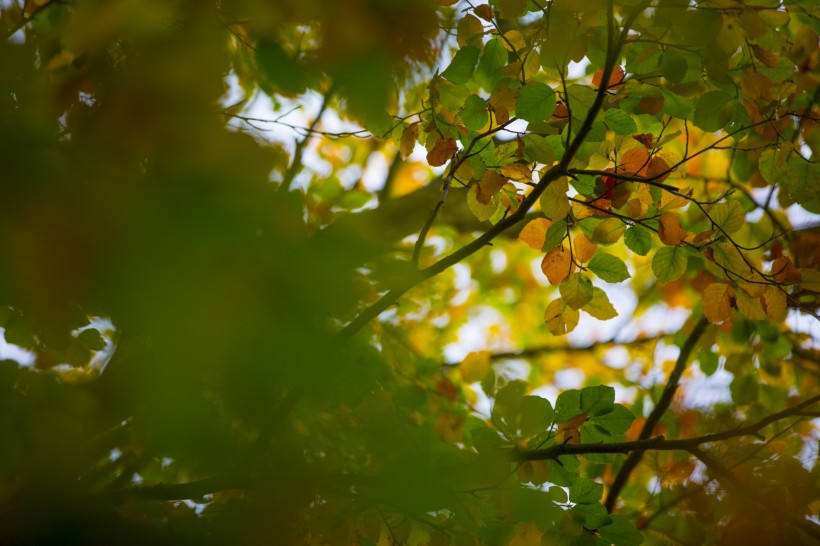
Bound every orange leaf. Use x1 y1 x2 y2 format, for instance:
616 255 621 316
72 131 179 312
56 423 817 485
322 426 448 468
592 65 625 89
549 101 569 120
541 245 574 285
518 218 553 250
400 123 419 159
646 156 670 182
632 133 654 149
771 256 799 284
658 212 687 246
427 138 457 167
572 232 598 263
703 283 734 323
619 147 650 176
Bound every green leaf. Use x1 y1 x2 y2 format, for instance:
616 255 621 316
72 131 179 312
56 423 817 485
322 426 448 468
554 389 582 423
580 385 615 416
590 404 635 436
543 219 567 252
516 82 556 123
77 328 106 351
461 94 488 131
256 40 306 93
660 88 694 119
660 50 688 83
783 155 820 205
559 273 594 310
475 39 508 89
441 46 481 84
604 109 637 135
583 287 618 320
519 395 554 438
693 90 733 133
522 134 554 164
570 174 597 197
699 350 719 376
569 477 603 504
588 253 630 283
598 514 645 546
709 200 745 234
652 246 688 283
624 226 652 256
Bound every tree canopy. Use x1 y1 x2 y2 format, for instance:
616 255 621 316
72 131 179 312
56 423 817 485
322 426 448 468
1 0 820 544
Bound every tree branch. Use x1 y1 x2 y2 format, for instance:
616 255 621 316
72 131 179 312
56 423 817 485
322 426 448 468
604 316 709 512
279 86 334 193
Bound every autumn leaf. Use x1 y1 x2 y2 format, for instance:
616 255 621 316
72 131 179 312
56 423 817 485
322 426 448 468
501 162 532 182
620 147 650 176
703 283 734 323
461 351 491 383
591 217 626 245
572 232 597 263
518 218 553 250
544 298 580 336
541 245 574 285
559 273 593 310
658 212 687 246
584 287 618 320
427 138 457 167
400 123 419 159
592 66 625 89
478 171 508 204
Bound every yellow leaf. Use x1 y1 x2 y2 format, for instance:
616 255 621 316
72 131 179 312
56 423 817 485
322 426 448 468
518 218 553 250
658 188 691 211
501 162 532 182
540 177 569 220
460 351 491 383
400 123 419 159
762 285 787 321
583 287 618 320
658 212 687 246
541 245 574 285
702 283 734 323
544 298 579 336
502 30 527 52
735 289 766 321
572 232 597 263
797 268 820 292
467 184 497 221
591 217 625 245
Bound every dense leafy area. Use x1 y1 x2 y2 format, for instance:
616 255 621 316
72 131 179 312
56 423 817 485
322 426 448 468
1 0 820 544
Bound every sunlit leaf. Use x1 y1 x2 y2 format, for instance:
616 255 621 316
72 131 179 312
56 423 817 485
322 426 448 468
544 298 580 336
587 253 630 283
584 287 618 320
516 82 556 123
542 245 574 285
560 273 594 310
652 246 688 283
